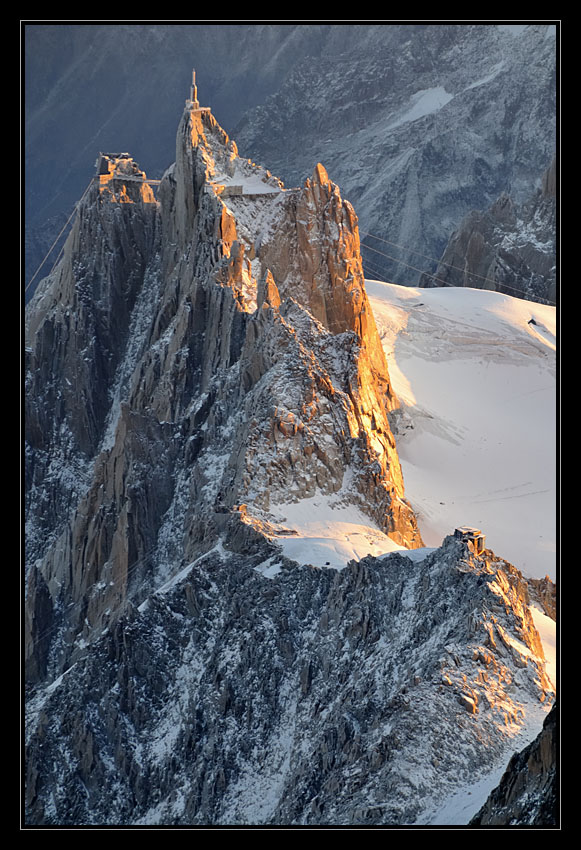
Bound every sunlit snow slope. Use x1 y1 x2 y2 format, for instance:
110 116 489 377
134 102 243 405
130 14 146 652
257 493 434 575
367 281 557 580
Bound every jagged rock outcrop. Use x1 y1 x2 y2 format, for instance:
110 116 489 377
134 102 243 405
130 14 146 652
527 574 557 621
24 535 554 825
470 703 557 826
420 157 556 304
25 95 421 687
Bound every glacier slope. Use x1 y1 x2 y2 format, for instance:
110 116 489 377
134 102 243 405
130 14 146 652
367 281 557 581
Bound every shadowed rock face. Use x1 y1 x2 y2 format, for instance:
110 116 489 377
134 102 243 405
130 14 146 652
25 101 421 687
25 160 159 577
24 536 554 826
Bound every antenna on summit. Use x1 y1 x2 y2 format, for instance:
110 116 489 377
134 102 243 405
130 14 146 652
187 69 200 109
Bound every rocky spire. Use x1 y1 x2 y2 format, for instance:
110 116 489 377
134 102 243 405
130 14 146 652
24 86 422 686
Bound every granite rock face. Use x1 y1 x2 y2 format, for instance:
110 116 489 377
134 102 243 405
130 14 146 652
527 575 557 622
25 159 159 566
25 100 421 688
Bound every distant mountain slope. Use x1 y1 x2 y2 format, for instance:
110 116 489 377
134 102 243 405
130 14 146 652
235 23 557 289
419 158 556 304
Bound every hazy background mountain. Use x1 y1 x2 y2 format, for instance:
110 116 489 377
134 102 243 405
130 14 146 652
23 22 557 300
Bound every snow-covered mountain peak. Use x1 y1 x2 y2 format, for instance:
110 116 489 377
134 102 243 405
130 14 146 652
24 72 557 827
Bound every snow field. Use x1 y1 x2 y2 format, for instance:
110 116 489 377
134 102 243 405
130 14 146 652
264 493 407 571
366 280 557 582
